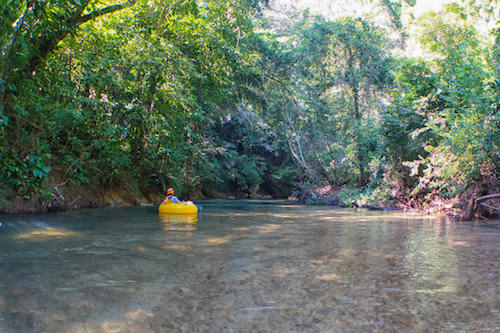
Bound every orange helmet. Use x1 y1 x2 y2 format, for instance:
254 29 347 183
166 187 174 195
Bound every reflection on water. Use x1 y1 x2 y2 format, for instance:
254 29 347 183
0 201 500 332
159 214 198 250
159 214 198 231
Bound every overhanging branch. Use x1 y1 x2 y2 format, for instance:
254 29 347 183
75 0 136 26
26 0 136 73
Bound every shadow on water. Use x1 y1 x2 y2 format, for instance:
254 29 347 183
1 200 500 332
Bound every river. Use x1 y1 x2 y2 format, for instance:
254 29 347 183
0 200 499 332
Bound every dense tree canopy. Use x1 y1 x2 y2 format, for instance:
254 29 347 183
0 0 498 211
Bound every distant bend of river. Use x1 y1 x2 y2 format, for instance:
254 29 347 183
1 200 499 332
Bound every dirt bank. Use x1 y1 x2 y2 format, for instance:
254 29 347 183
0 180 144 214
0 179 275 214
458 176 500 220
295 178 500 221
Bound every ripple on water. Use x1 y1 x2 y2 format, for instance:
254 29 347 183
0 202 500 332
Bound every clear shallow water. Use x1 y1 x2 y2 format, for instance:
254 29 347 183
0 200 499 332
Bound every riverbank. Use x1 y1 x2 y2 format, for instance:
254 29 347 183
1 176 498 221
0 181 141 213
296 177 500 221
0 180 275 214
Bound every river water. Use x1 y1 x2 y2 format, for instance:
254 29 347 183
0 200 499 332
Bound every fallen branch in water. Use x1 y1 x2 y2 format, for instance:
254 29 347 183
474 193 500 204
473 193 500 216
479 202 500 212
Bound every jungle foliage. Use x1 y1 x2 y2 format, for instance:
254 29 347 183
0 0 498 206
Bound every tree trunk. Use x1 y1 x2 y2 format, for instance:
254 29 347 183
346 45 366 186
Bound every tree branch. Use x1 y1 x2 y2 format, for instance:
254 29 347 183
69 0 92 23
480 202 500 212
474 193 500 205
26 0 135 74
470 193 500 218
264 73 305 118
75 0 136 26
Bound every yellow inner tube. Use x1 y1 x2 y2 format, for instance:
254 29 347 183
158 202 198 215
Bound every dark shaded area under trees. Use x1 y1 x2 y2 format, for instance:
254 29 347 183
0 0 498 219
